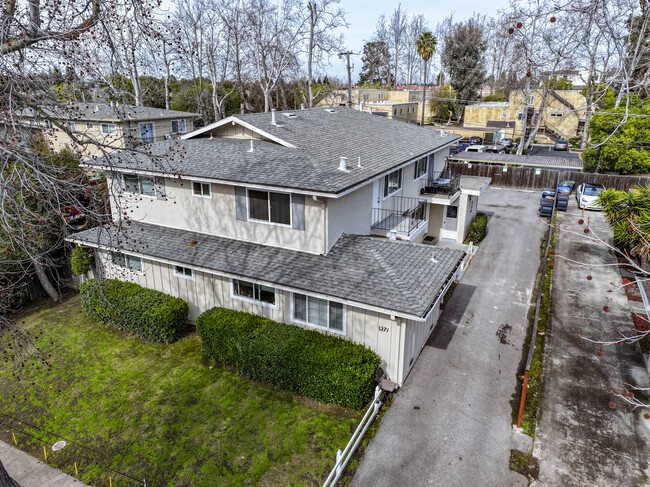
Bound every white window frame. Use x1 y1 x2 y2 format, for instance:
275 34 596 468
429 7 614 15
230 278 279 309
111 252 144 273
192 181 212 198
383 168 403 199
413 157 428 181
122 173 156 198
526 95 534 105
171 119 187 134
86 122 94 129
65 121 77 132
173 265 194 280
246 188 292 227
502 111 507 118
363 94 370 101
44 120 53 129
139 122 155 143
550 112 563 118
378 93 385 100
291 292 346 335
101 123 117 135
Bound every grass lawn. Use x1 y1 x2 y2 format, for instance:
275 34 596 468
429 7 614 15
0 295 363 486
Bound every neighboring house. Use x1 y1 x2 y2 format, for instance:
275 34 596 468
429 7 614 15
69 108 490 386
464 90 587 144
317 88 437 124
20 103 201 158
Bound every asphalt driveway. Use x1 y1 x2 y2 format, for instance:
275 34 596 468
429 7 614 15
534 198 650 486
351 188 546 487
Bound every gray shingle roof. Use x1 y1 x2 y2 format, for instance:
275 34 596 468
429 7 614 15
21 103 200 122
84 107 460 195
71 222 465 318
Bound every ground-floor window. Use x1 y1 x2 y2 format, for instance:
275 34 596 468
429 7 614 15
111 252 142 272
293 293 344 333
232 279 277 306
174 265 194 279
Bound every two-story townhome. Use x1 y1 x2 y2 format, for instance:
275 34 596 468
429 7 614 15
69 108 490 386
20 103 200 159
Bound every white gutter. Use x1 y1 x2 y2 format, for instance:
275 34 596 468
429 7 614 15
67 236 427 322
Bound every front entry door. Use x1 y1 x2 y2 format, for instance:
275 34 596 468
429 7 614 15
441 205 458 240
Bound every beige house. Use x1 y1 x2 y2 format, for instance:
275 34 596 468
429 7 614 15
464 90 587 144
317 88 437 124
21 103 200 158
69 108 489 386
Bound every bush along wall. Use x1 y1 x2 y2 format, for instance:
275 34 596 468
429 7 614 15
80 279 189 343
468 212 488 244
196 307 382 409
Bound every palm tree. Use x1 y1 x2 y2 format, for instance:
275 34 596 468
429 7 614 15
416 31 437 126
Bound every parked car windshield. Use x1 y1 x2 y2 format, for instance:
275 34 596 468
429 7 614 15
583 185 604 196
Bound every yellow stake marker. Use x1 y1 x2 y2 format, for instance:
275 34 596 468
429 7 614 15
74 462 78 476
109 476 112 487
43 446 47 461
12 433 16 445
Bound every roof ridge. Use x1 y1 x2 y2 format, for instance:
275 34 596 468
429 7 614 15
368 245 419 311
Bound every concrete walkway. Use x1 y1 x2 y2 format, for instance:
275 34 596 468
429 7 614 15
0 440 87 486
534 201 650 486
351 188 545 487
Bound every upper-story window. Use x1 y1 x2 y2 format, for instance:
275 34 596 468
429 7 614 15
363 94 370 101
140 122 154 143
550 112 563 118
123 173 155 197
174 265 194 280
101 123 117 134
502 111 507 118
171 119 186 134
192 181 211 198
248 189 291 225
65 121 77 132
111 252 142 272
44 120 53 129
414 157 428 180
86 122 94 129
526 95 534 105
378 93 385 100
384 168 402 198
293 293 344 333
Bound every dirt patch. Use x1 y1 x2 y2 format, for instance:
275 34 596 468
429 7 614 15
632 313 650 354
496 324 512 345
509 449 539 481
622 277 643 302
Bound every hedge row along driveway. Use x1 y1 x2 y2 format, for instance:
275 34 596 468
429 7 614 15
0 296 363 486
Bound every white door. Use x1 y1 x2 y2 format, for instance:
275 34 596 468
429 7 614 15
441 205 459 240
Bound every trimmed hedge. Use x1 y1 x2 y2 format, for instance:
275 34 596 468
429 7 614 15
80 279 189 343
468 212 488 244
196 307 382 409
71 245 92 275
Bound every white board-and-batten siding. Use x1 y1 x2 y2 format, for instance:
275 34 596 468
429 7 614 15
98 251 414 384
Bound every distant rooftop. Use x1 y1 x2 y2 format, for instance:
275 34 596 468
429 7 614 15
468 102 509 108
21 103 201 122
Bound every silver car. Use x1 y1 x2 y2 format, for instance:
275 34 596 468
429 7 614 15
576 183 605 210
554 140 569 151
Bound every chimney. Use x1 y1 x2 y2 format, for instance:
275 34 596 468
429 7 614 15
300 103 305 110
339 156 348 172
271 108 277 124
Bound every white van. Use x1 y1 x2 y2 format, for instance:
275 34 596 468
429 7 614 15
464 145 487 153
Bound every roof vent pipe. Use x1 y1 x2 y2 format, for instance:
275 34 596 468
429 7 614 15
271 108 277 124
389 230 397 241
357 156 362 168
440 128 446 136
300 103 305 110
339 156 349 172
248 139 254 152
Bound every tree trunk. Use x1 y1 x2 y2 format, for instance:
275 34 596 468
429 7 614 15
420 60 427 126
0 457 20 487
307 2 315 108
33 258 61 302
127 27 142 107
526 87 550 150
516 75 531 155
162 41 171 111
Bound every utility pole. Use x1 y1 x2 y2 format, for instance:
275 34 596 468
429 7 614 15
338 51 354 108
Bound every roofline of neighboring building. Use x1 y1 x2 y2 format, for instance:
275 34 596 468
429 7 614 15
21 104 201 122
67 234 448 322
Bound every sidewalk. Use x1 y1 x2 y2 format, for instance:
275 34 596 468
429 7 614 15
0 440 88 487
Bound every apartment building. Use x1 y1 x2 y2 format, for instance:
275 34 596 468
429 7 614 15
69 108 490 385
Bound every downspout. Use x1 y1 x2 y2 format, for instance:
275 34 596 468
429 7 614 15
313 195 328 255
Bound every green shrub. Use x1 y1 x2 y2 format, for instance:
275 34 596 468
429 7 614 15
79 279 189 343
468 212 488 244
71 245 92 275
196 307 382 409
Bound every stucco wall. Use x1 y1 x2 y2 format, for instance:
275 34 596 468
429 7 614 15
99 251 407 384
327 184 373 251
110 175 326 254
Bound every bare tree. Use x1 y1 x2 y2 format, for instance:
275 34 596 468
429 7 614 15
245 0 308 112
404 14 428 85
388 4 408 87
305 0 346 108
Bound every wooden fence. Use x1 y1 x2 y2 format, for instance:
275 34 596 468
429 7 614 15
451 163 650 192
